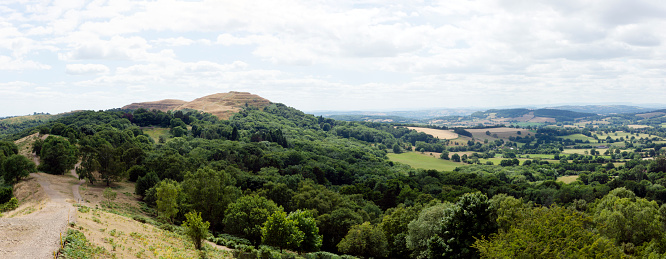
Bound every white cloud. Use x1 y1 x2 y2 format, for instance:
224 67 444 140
1 0 666 116
66 63 110 75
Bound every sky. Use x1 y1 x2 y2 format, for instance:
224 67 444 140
1 0 666 117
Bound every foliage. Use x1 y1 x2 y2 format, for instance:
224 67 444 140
182 210 210 250
337 222 388 258
594 188 662 247
288 209 323 253
181 167 240 230
102 188 117 201
38 135 78 175
60 229 110 258
155 179 181 223
224 195 279 245
2 154 36 184
428 192 497 259
0 197 18 212
380 203 423 258
473 206 626 258
262 210 304 251
135 171 160 197
406 202 452 259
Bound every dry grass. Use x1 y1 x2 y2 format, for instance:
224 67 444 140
407 127 459 140
2 175 46 218
557 175 579 184
74 208 232 259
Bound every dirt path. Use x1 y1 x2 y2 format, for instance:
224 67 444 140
0 170 79 258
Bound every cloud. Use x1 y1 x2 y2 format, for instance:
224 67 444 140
66 63 110 75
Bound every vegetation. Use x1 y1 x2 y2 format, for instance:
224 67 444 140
6 102 666 258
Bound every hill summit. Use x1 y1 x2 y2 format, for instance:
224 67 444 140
122 91 271 119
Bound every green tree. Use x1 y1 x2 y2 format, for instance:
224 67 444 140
181 168 241 230
392 144 401 154
473 206 626 258
594 188 662 247
406 202 452 259
135 171 160 197
451 153 461 162
381 203 423 258
77 144 126 186
288 210 323 253
428 192 497 259
262 210 304 252
224 195 279 245
182 211 210 250
2 154 36 184
39 136 78 175
337 222 388 258
155 179 181 223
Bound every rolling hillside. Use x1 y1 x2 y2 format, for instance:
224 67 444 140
122 91 271 119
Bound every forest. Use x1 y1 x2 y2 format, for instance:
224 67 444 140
3 103 666 258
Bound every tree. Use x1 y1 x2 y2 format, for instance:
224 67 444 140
428 192 497 259
594 188 662 247
182 211 210 250
262 210 304 252
406 202 453 259
288 210 323 253
2 154 36 184
440 151 449 160
473 206 626 258
392 144 401 154
181 168 241 230
39 136 78 175
224 195 279 245
77 144 126 186
451 153 461 162
381 204 423 258
337 222 388 258
155 179 181 223
135 171 160 197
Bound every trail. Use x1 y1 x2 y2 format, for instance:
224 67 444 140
0 162 82 258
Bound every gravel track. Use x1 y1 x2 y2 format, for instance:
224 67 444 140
0 171 80 258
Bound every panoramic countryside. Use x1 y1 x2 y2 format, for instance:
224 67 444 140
3 1 666 259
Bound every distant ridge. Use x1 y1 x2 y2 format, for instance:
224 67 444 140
122 91 271 119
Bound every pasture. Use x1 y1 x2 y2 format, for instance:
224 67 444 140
466 127 532 141
142 127 169 142
388 152 461 171
557 175 579 184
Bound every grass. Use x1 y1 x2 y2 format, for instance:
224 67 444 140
557 175 579 184
560 134 597 142
388 152 461 171
142 127 169 142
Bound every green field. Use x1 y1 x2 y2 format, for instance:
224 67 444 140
560 134 597 142
143 127 170 142
388 152 461 171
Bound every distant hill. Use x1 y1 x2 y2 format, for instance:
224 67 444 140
548 105 652 115
122 91 271 119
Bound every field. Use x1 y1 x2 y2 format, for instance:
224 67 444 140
466 127 532 141
557 175 579 184
142 127 169 142
560 134 597 142
592 131 655 141
388 152 461 171
407 127 459 140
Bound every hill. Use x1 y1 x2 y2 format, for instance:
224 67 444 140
122 91 271 119
548 105 652 115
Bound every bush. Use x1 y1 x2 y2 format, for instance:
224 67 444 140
305 251 358 259
0 186 12 204
0 197 18 212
